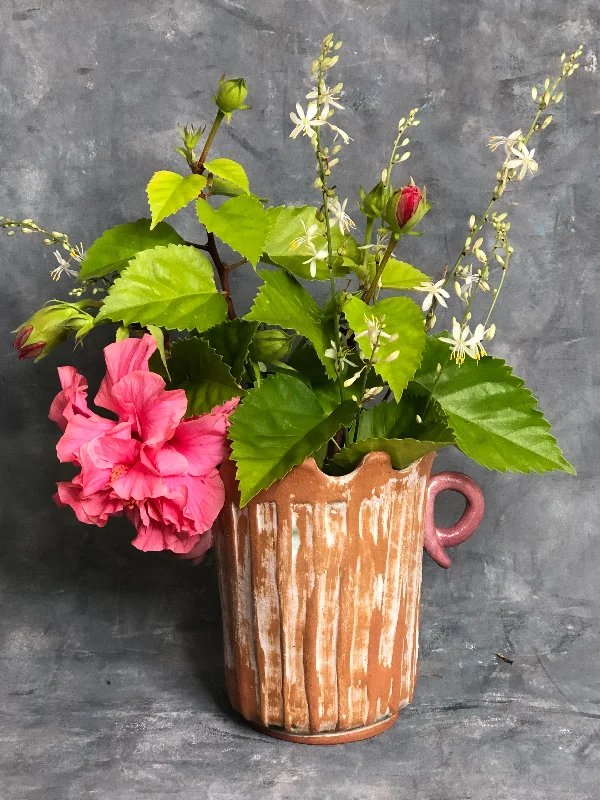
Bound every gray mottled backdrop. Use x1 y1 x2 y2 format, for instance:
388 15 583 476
1 1 598 798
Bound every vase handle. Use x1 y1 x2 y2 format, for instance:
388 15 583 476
423 471 484 568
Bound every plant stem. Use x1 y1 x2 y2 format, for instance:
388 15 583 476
363 233 399 303
196 110 225 170
361 217 374 274
205 232 236 319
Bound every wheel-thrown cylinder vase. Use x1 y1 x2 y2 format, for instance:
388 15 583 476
213 449 467 744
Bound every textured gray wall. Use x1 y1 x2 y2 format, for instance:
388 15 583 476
1 1 599 798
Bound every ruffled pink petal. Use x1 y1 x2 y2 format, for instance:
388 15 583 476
56 413 118 464
110 371 187 445
153 444 189 477
86 434 140 471
178 530 214 563
168 409 234 476
78 445 114 496
167 469 225 535
49 366 92 431
111 457 166 501
54 480 123 526
95 334 157 413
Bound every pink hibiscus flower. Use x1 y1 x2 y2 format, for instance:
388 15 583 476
50 334 238 555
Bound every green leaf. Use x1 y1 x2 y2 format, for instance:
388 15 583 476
147 171 207 229
96 244 227 332
196 195 271 267
229 373 357 505
210 176 247 198
146 324 170 378
261 206 351 280
204 158 249 192
344 295 426 399
245 269 337 379
200 318 258 381
413 336 576 474
356 384 453 443
169 337 244 416
79 219 184 280
326 437 450 476
380 258 430 290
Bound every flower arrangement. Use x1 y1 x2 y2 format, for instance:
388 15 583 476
7 36 581 556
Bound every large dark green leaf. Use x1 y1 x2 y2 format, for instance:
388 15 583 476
96 244 227 331
413 336 576 474
229 373 357 506
78 219 184 280
169 337 244 416
200 318 258 382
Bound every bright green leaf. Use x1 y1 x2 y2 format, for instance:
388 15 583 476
147 171 207 229
200 318 258 381
344 295 426 399
196 194 271 267
413 336 576 474
146 324 170 378
261 206 351 280
229 373 357 505
380 258 431 290
96 244 227 331
204 158 249 192
79 219 184 280
169 337 244 416
245 269 337 379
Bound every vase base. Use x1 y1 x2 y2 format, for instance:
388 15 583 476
249 712 399 745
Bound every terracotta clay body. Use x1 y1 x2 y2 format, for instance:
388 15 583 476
213 451 483 744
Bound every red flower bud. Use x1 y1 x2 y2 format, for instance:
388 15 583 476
18 340 46 360
395 184 423 228
13 325 33 351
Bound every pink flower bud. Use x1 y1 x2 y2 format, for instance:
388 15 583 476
395 184 423 228
18 341 46 360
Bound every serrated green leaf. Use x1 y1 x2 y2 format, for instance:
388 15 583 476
326 437 450 476
147 171 207 229
380 258 431 290
204 158 249 192
229 373 357 505
245 269 337 379
356 384 453 443
200 318 258 381
196 194 271 266
169 337 244 416
79 219 184 280
261 206 351 280
96 244 227 332
344 295 426 399
413 336 576 474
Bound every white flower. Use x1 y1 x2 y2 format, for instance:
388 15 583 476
355 313 397 350
439 318 486 365
488 129 522 154
50 250 78 281
306 82 344 110
358 229 390 255
328 197 355 234
324 340 338 360
303 242 328 277
69 242 86 262
505 142 539 180
291 221 320 251
289 102 326 139
327 122 352 144
413 279 450 312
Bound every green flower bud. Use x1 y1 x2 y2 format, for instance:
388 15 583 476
13 301 94 361
249 329 295 364
214 77 250 115
358 181 391 219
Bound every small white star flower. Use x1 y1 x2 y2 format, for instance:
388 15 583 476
327 122 352 144
50 250 78 281
488 129 522 154
306 81 344 110
69 242 86 262
414 279 450 312
358 230 390 255
291 221 320 251
439 318 486 365
303 242 328 277
505 142 539 180
289 102 326 139
328 197 355 234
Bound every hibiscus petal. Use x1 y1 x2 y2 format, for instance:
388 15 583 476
169 417 229 476
110 371 187 445
111 460 167 501
54 480 123 526
177 530 214 563
95 334 157 413
87 434 140 471
56 413 118 464
154 444 189 476
131 522 203 555
49 366 92 431
167 469 225 534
